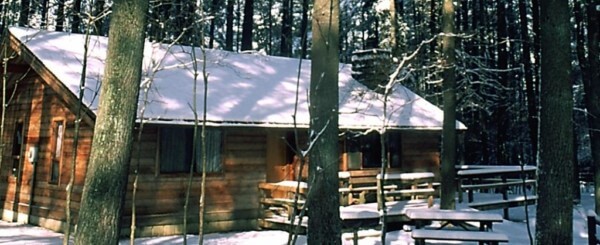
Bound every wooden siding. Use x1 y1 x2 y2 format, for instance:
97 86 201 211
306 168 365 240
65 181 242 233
121 126 266 236
0 74 93 228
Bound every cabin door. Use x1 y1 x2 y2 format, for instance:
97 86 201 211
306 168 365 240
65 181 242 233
8 121 25 222
266 130 290 182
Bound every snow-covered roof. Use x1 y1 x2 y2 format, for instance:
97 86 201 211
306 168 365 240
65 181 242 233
9 27 465 130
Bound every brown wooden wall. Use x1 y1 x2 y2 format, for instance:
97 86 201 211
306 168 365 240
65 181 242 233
0 72 269 236
400 130 442 179
0 74 93 231
120 126 267 236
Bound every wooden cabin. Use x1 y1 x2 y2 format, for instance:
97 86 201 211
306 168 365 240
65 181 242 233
0 27 465 237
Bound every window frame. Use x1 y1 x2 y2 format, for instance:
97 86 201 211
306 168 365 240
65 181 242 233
49 119 65 184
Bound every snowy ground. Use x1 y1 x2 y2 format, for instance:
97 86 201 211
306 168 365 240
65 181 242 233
0 190 595 244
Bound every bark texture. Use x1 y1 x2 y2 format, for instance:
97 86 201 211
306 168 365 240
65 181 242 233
73 0 148 243
440 0 457 210
307 0 341 243
535 0 573 243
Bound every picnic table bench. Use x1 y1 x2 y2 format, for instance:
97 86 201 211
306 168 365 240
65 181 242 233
457 165 537 219
377 172 437 210
338 170 397 205
406 209 508 245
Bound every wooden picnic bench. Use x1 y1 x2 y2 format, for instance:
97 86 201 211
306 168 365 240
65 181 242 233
338 170 397 205
258 181 307 221
407 209 508 245
457 165 537 219
376 172 437 210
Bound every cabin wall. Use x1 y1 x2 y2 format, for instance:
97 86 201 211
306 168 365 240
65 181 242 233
339 130 442 180
401 130 441 179
122 126 267 237
0 75 93 232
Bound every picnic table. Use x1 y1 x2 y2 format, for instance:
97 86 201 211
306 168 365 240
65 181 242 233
406 209 508 245
340 206 380 245
457 165 537 219
376 172 436 209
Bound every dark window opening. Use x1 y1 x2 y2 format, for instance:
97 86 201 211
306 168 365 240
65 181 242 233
11 122 24 176
159 127 222 174
50 120 64 184
345 131 402 169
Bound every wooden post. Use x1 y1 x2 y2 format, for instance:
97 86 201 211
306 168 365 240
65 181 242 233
501 176 509 219
588 210 597 245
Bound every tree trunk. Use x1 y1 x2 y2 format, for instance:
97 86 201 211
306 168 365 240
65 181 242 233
41 0 49 29
71 0 82 33
18 0 30 27
519 0 537 163
241 0 254 51
579 0 600 214
535 0 573 243
280 0 293 57
307 0 340 243
299 0 309 59
495 0 508 165
440 0 457 210
208 0 220 48
388 0 399 57
73 0 148 244
56 0 65 31
531 0 541 99
225 0 234 51
93 0 107 35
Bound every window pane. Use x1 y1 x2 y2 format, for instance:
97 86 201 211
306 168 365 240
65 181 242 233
361 132 381 168
160 127 193 173
196 129 222 173
54 122 64 160
50 121 64 183
51 160 60 183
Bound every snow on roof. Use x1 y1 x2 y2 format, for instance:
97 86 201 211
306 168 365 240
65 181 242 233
10 27 465 130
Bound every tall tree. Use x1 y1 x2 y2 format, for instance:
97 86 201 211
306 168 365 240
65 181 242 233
208 0 220 48
18 0 30 26
93 0 107 35
495 0 508 165
519 0 537 162
225 0 234 51
440 0 457 210
280 0 293 56
72 0 82 33
56 0 65 31
577 0 600 213
241 0 254 50
307 0 341 243
535 0 573 243
299 0 309 59
73 0 148 243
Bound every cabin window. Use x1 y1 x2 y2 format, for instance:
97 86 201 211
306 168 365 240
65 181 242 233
11 122 24 177
50 120 64 184
345 131 402 169
159 127 222 174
